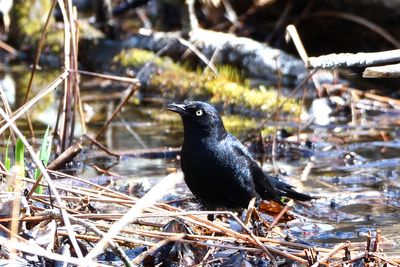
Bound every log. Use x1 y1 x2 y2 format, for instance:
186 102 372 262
123 29 309 86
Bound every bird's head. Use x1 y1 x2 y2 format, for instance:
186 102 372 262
166 101 227 140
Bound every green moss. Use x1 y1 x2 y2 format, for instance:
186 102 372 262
10 0 54 46
114 49 168 68
113 48 301 115
222 115 256 133
216 65 244 84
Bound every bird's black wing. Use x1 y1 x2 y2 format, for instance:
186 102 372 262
227 134 314 202
227 134 281 203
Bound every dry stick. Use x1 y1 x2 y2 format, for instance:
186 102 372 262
268 199 293 230
325 83 400 108
47 169 135 201
71 10 88 135
130 228 331 254
370 252 399 266
330 252 366 267
9 169 22 259
93 82 140 140
46 142 83 170
0 108 84 260
76 70 139 84
229 212 278 267
84 134 121 157
286 24 321 92
310 242 348 267
0 83 16 143
178 36 218 75
59 230 272 255
296 84 308 148
68 3 79 147
132 233 186 265
26 142 83 199
373 229 380 252
0 84 13 116
117 114 148 148
57 0 72 153
0 40 17 55
0 70 70 135
199 239 217 266
92 164 124 177
228 212 307 265
23 0 57 104
271 56 282 174
57 231 156 247
23 0 57 140
31 195 135 206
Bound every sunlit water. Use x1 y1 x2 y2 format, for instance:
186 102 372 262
1 69 399 255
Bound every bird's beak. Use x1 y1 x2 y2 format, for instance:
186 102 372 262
165 103 188 115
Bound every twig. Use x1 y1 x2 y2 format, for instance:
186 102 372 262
131 233 186 265
286 24 321 93
268 199 293 230
23 0 57 104
93 82 140 140
0 40 17 55
178 36 218 75
84 134 121 157
326 84 400 107
310 242 348 267
76 70 140 84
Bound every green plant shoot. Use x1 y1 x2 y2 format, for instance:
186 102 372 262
4 137 11 171
15 138 25 170
34 127 52 194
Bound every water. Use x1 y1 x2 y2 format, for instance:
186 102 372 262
1 68 399 255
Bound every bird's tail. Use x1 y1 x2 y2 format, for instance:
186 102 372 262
271 177 315 201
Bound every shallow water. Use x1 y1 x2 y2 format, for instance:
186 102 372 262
1 68 399 255
106 104 400 253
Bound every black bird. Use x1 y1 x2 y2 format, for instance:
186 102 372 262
167 101 313 209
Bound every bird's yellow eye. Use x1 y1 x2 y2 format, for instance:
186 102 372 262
195 109 203 116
